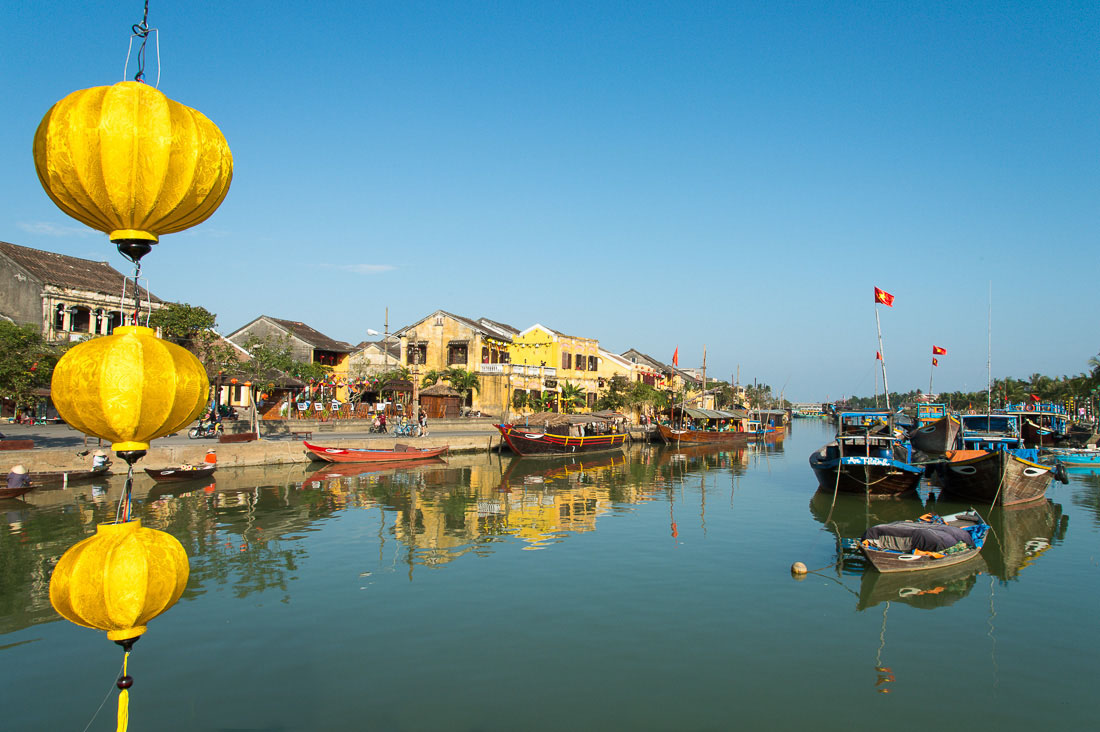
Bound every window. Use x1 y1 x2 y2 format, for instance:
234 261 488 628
562 352 571 370
588 355 598 371
407 344 427 365
576 355 585 371
434 315 444 326
587 392 597 408
512 390 527 409
447 344 468 365
54 304 66 331
481 346 490 364
69 306 90 333
106 311 123 334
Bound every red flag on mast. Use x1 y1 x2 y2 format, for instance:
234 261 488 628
874 287 895 307
932 345 947 355
875 351 882 360
672 347 679 367
932 358 939 367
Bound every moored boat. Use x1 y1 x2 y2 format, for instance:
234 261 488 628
909 403 961 455
304 441 450 463
495 424 626 456
1004 401 1070 448
930 413 1065 506
145 465 217 482
27 465 111 486
857 511 989 573
1041 446 1100 467
808 410 923 497
657 407 769 446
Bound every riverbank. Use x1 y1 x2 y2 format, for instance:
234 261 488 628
0 419 653 473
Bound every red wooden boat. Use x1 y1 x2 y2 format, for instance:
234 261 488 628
0 485 34 500
145 465 217 482
303 441 450 463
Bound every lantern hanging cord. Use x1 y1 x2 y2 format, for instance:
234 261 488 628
123 0 161 87
79 654 128 732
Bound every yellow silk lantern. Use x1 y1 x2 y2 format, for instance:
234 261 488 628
33 80 233 247
51 326 209 451
50 519 189 641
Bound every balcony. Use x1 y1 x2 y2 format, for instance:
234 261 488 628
479 363 504 374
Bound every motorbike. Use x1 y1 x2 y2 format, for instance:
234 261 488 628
188 421 224 439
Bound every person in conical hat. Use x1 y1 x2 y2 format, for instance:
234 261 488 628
203 449 217 465
92 450 111 469
7 465 30 491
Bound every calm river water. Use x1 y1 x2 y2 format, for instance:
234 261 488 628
2 421 1097 731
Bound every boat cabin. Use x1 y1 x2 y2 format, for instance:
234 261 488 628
916 403 948 427
669 407 750 432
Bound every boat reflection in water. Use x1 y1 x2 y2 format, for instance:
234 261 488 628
857 555 988 611
928 493 1066 581
807 489 926 541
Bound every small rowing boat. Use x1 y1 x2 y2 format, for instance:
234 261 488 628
856 511 989 573
145 465 217 482
303 441 449 463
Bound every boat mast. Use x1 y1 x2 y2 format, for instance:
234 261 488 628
987 281 992 414
701 345 707 409
875 304 890 411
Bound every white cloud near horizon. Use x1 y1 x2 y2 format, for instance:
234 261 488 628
17 221 94 237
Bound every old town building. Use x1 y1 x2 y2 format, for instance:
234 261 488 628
0 240 162 341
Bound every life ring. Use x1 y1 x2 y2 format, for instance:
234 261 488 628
1025 403 1034 411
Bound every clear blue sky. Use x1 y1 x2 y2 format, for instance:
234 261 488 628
3 2 1097 402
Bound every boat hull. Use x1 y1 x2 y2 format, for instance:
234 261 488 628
303 441 450 463
933 450 1053 506
495 425 626 456
859 512 989 573
27 465 110 486
1043 447 1100 466
809 453 922 497
656 423 754 446
910 415 961 454
0 486 34 500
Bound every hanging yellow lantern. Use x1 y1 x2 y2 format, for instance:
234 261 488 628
51 325 209 451
33 80 233 255
50 519 189 642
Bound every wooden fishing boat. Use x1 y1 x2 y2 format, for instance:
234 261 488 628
303 441 450 463
145 465 217 482
909 404 960 455
657 423 754 446
929 413 1066 506
26 465 111 486
0 484 34 499
933 449 1061 506
909 414 961 454
808 411 923 497
495 424 626 456
857 511 989 573
1004 401 1070 448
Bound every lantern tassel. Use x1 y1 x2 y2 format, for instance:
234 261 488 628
116 650 131 732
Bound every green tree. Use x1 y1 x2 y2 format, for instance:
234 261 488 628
235 335 330 435
529 391 554 413
149 302 217 345
595 376 631 411
420 369 445 388
442 367 480 407
559 381 586 413
0 322 61 413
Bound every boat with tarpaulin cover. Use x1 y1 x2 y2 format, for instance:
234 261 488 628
657 407 774 446
851 511 989 573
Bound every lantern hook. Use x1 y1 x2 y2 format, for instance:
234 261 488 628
124 0 160 87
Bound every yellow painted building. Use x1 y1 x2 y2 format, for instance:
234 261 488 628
509 324 601 414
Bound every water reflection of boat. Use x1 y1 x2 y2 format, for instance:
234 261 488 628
498 453 626 490
808 490 927 539
857 555 987 610
656 443 747 469
930 493 1064 581
305 457 448 482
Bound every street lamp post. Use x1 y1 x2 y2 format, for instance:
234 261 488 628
409 329 420 422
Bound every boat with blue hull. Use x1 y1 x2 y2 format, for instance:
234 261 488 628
809 410 923 497
1041 447 1100 467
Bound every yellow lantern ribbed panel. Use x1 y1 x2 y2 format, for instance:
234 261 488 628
33 81 233 243
49 520 189 641
50 326 209 451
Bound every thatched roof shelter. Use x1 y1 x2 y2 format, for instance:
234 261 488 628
420 383 460 397
381 379 413 392
519 412 616 428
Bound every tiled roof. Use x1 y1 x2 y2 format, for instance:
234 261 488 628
268 317 354 353
0 240 160 302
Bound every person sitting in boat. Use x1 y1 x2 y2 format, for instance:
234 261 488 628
203 449 217 466
92 450 111 470
7 464 30 491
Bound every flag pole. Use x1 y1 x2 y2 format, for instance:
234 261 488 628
875 304 890 411
929 358 934 397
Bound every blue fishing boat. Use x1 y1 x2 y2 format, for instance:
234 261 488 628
909 403 961 455
1004 401 1070 448
1042 446 1100 467
809 410 923 497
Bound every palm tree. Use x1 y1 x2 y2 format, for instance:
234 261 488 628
559 381 586 414
420 369 444 388
443 367 480 407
